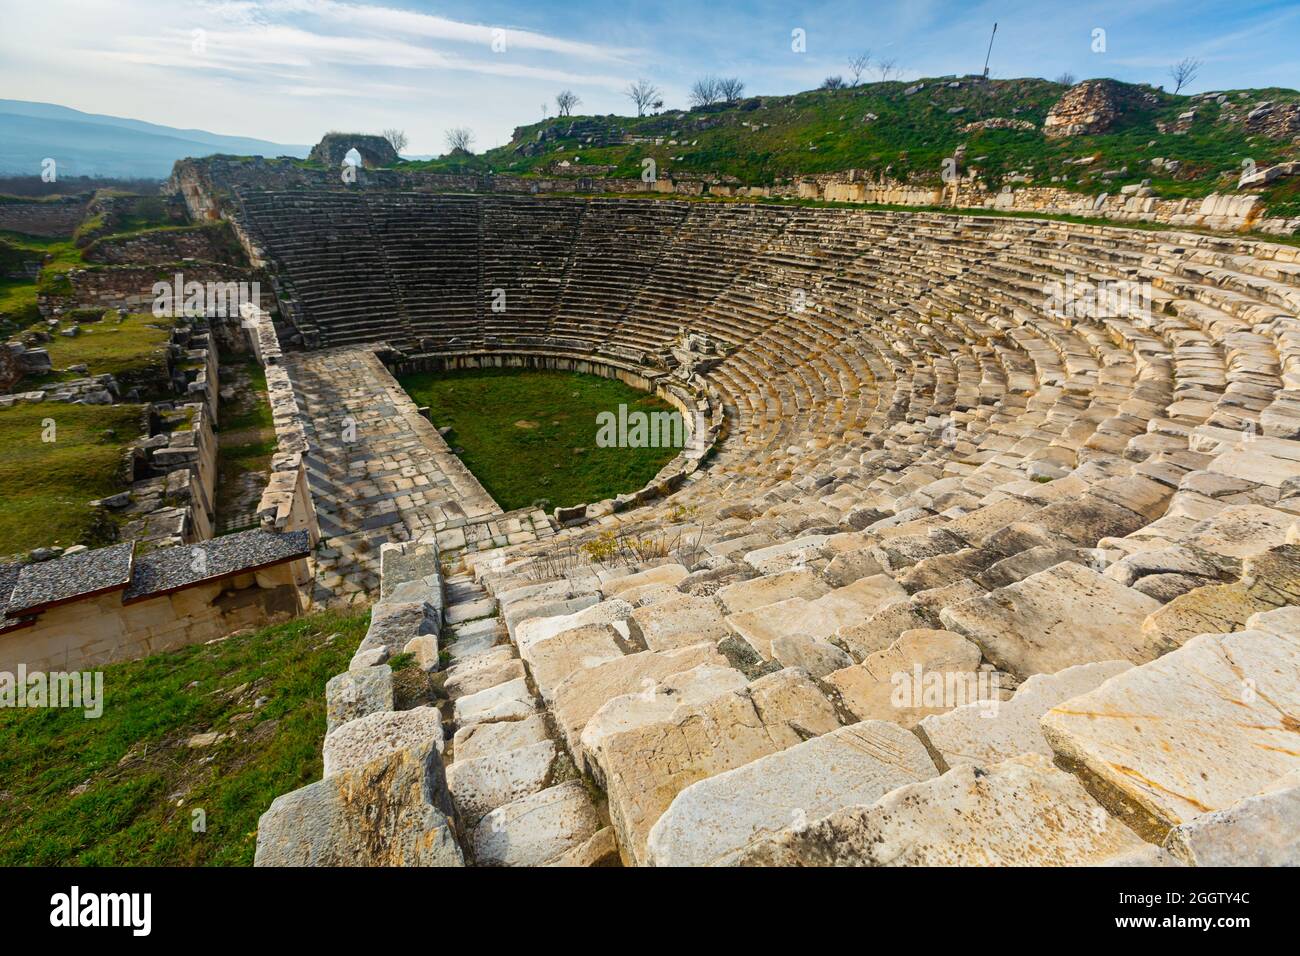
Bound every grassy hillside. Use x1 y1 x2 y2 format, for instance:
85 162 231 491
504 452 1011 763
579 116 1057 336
402 76 1299 215
0 609 368 866
0 402 146 557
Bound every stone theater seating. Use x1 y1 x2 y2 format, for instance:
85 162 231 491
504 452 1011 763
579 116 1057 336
239 190 1300 866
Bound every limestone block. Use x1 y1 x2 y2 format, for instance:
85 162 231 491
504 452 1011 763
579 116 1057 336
360 599 439 658
1041 626 1300 828
325 665 393 733
453 713 550 762
601 563 688 598
627 593 729 651
1181 504 1296 568
646 720 937 866
543 826 620 867
452 676 536 726
444 655 526 700
446 740 559 827
473 781 603 867
323 705 445 777
255 739 462 867
514 598 633 655
525 623 629 703
1163 774 1300 866
725 574 906 659
403 633 441 673
582 665 748 781
825 629 991 727
770 632 853 677
742 535 832 573
716 569 829 614
594 667 840 865
737 753 1147 866
940 562 1165 677
1141 543 1300 647
916 660 1131 770
835 598 933 660
545 642 718 753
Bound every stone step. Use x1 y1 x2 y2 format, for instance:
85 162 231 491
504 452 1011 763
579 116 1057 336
1041 607 1300 831
585 665 842 866
940 561 1166 678
472 780 606 867
916 659 1131 771
735 753 1149 866
646 720 938 866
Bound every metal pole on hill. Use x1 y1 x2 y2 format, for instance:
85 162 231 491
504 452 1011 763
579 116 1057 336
983 22 997 80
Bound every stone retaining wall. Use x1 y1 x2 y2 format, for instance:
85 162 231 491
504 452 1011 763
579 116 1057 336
170 155 1300 237
82 224 243 266
40 262 265 318
0 198 89 238
241 305 320 544
254 536 464 866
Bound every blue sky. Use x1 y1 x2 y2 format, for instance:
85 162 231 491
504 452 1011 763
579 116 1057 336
0 0 1295 154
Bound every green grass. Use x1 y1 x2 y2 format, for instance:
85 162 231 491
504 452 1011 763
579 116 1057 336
0 231 84 335
27 312 175 393
0 402 146 557
0 608 369 866
399 367 682 511
218 361 272 434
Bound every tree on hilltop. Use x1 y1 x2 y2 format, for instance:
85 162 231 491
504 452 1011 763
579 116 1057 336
1169 56 1201 94
849 53 872 86
624 79 662 117
444 127 475 153
381 129 408 154
556 90 581 117
718 77 746 101
689 76 722 107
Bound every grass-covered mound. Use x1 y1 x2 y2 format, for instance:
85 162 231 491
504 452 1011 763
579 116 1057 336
403 76 1300 213
0 230 82 335
399 367 683 511
0 609 368 866
29 312 175 394
0 402 146 557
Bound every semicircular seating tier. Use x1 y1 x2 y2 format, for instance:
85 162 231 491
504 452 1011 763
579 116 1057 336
237 190 1300 867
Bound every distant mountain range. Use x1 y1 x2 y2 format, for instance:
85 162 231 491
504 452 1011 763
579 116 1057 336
0 100 310 179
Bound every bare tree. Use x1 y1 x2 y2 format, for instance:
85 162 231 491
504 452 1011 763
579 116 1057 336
689 76 722 108
849 52 872 86
718 77 746 101
1168 56 1201 94
381 128 408 154
876 58 900 82
821 75 846 91
444 127 475 153
556 90 581 117
624 79 662 117
1054 72 1076 86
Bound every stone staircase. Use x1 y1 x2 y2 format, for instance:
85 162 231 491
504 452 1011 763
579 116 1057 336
436 572 618 866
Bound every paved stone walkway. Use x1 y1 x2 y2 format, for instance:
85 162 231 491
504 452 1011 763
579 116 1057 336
285 347 510 605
